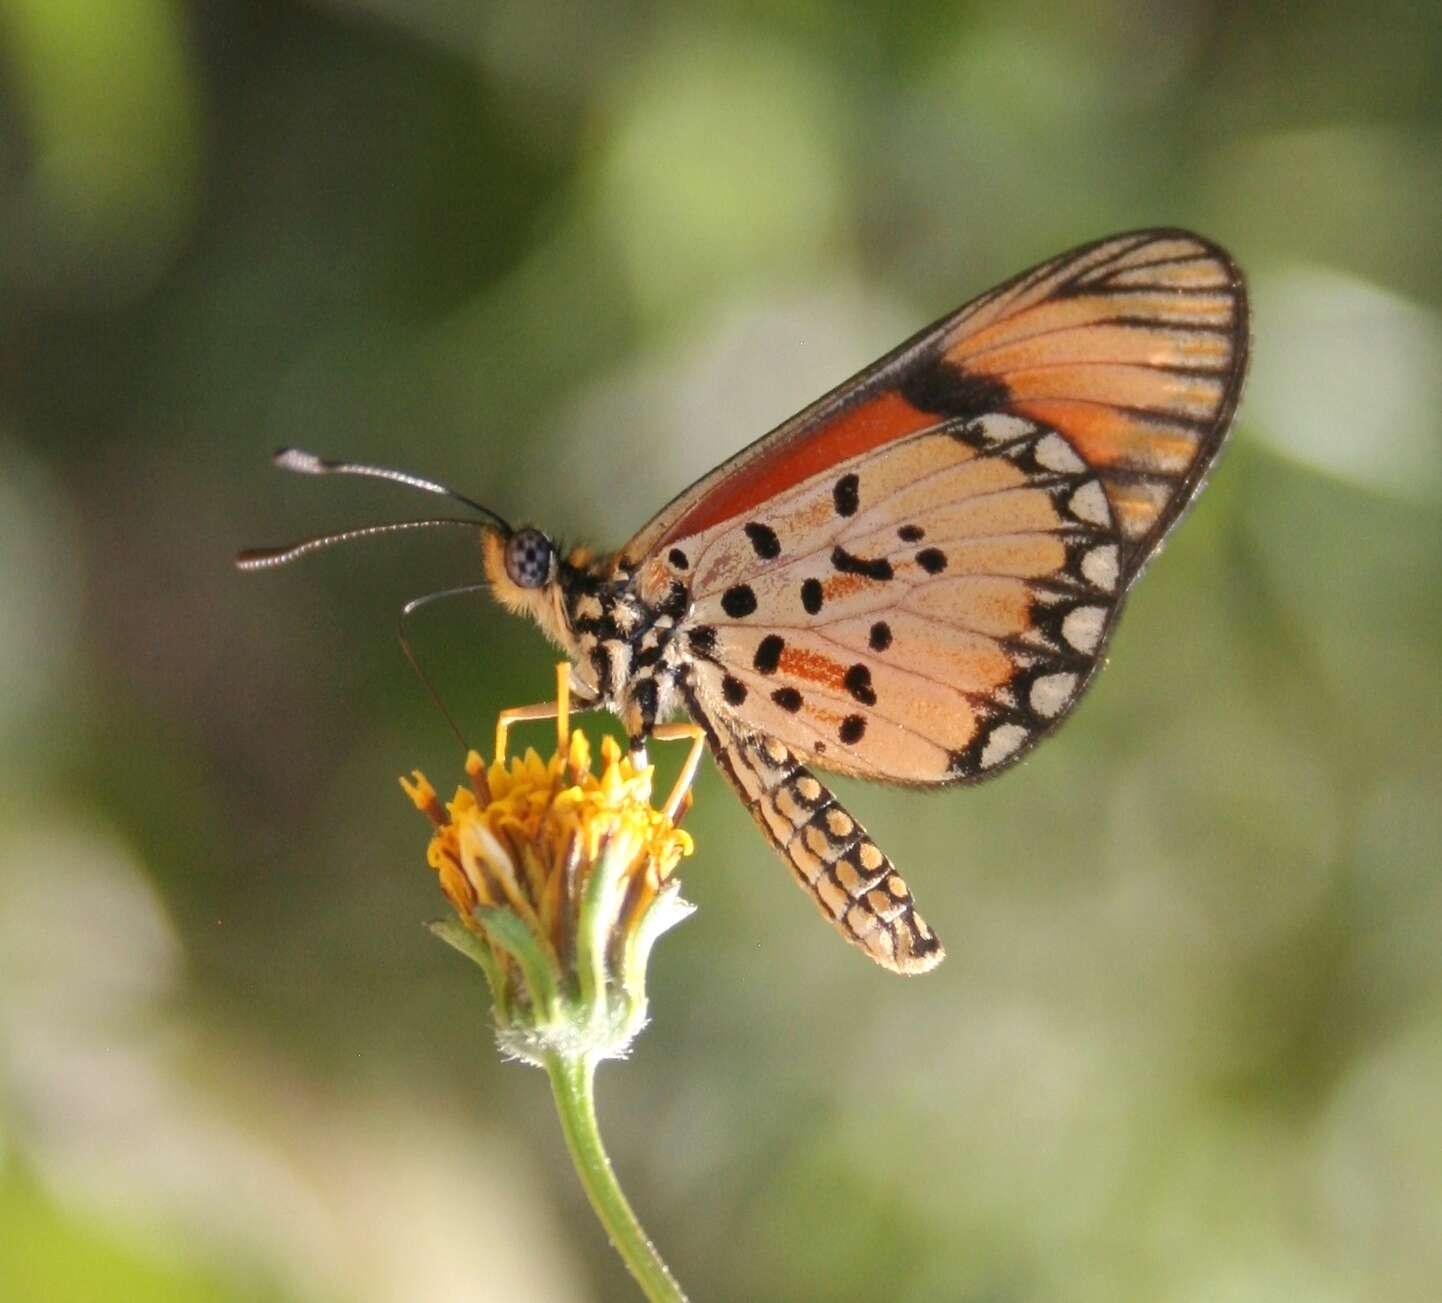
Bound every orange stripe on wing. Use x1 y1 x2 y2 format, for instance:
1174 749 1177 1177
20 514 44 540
821 572 879 604
659 390 938 545
958 323 1233 374
1013 399 1199 474
1104 478 1173 540
1003 364 1224 422
778 646 847 690
1074 238 1214 279
945 290 1234 366
1102 259 1233 289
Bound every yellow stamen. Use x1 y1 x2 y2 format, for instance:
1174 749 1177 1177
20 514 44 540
400 772 447 828
406 674 693 953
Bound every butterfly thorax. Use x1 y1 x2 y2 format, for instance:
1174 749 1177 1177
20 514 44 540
545 547 690 744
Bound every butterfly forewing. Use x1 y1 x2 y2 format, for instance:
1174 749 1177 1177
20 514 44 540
930 232 1246 559
622 229 1246 575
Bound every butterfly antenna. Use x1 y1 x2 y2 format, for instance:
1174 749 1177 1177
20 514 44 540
235 517 483 570
271 447 514 534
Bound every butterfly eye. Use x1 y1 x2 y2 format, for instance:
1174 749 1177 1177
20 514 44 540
504 528 554 589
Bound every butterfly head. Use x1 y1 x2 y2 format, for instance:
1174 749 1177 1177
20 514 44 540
481 522 559 616
237 448 604 675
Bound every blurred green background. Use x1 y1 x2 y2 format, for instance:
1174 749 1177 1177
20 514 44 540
2 2 1440 1300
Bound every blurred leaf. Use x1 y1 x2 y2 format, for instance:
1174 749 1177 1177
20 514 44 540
0 0 200 302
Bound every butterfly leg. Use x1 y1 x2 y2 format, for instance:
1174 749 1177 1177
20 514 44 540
689 699 943 975
494 700 565 763
648 722 706 823
494 663 599 761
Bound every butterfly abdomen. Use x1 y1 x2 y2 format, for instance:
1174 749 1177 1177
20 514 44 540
684 681 943 974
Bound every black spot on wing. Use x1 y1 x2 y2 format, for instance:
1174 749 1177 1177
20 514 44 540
743 521 781 559
899 353 1012 419
831 546 894 582
772 687 803 713
722 674 748 706
721 584 758 618
754 634 784 674
868 621 892 652
668 547 689 570
833 473 860 517
801 578 823 614
898 524 925 542
916 547 948 575
838 715 867 745
843 664 876 706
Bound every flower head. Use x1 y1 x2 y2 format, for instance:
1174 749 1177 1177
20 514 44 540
402 702 694 1067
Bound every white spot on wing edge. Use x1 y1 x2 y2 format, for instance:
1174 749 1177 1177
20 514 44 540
980 721 1029 768
1061 605 1107 654
971 413 1036 443
1035 432 1086 472
1081 543 1120 592
1068 480 1112 526
1029 672 1078 719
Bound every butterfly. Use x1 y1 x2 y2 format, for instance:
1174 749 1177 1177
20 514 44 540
241 229 1249 975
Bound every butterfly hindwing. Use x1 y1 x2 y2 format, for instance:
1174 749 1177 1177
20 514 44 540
672 415 1122 784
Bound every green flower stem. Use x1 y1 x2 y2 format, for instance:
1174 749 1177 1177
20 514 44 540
545 1051 687 1303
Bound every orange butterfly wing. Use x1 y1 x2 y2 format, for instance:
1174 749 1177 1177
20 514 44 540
624 229 1246 785
614 229 1246 972
622 228 1247 577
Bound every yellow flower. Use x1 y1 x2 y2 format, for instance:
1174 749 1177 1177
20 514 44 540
402 715 694 1066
